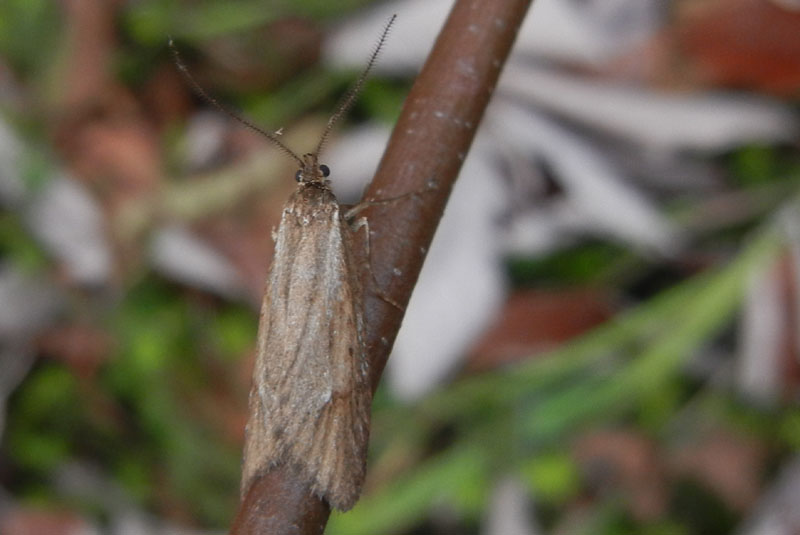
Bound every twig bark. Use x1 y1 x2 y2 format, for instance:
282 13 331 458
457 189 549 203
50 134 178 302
230 0 533 532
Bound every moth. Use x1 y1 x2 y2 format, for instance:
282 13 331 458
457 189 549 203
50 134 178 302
171 16 396 511
240 150 370 511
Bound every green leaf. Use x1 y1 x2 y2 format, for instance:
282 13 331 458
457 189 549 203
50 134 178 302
520 452 579 503
328 446 488 535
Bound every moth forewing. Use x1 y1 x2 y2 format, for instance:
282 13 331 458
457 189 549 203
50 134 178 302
241 183 371 511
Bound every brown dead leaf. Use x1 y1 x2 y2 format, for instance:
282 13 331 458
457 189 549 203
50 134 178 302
141 61 194 130
670 428 767 511
777 252 800 400
0 507 91 535
609 0 800 95
466 288 613 372
63 116 162 201
46 2 166 280
36 323 112 378
55 0 122 111
573 429 668 520
674 0 800 94
198 17 322 93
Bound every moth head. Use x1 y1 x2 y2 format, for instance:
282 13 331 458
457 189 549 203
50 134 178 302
295 153 330 184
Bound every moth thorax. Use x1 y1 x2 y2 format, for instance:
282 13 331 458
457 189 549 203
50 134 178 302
295 153 331 184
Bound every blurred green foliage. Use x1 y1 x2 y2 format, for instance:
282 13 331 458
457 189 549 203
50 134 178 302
507 241 628 287
0 0 60 75
7 367 79 475
125 0 377 44
521 451 580 502
728 144 786 188
0 213 48 272
5 276 252 525
105 277 252 524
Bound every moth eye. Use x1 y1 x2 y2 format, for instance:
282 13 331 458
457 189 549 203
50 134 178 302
320 164 330 177
294 170 303 182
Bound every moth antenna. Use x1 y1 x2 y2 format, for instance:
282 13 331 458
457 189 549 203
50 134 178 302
313 14 397 158
168 38 304 167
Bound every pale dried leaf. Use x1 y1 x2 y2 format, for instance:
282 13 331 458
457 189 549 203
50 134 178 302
737 256 785 406
388 144 507 400
26 175 112 286
735 455 800 535
325 0 663 72
499 66 799 152
150 225 246 300
483 477 541 535
489 103 679 254
0 119 24 207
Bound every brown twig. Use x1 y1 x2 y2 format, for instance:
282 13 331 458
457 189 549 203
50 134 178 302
230 0 533 532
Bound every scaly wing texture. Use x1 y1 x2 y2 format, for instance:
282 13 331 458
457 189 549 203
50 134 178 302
241 186 370 511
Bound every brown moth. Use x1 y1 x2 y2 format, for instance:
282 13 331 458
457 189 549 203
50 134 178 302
240 151 370 511
171 16 396 511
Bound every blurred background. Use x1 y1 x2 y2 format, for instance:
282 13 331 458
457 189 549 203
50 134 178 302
1 0 800 534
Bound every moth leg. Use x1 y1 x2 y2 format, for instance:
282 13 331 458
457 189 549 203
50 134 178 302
350 217 405 312
344 189 423 222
